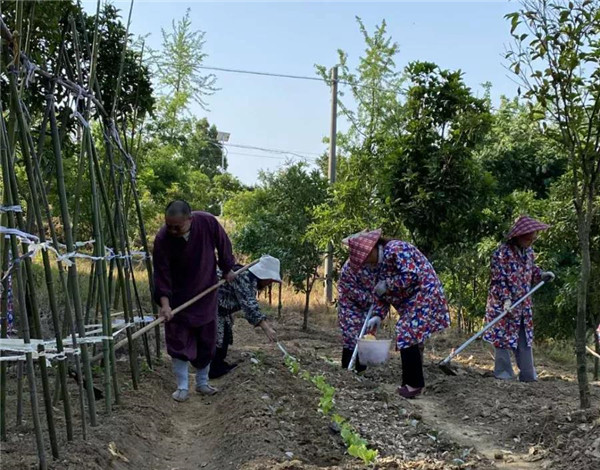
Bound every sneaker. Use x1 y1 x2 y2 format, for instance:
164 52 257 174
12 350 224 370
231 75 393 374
196 384 219 395
397 385 423 399
171 389 189 402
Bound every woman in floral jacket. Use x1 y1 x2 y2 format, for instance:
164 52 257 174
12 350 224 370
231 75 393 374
346 229 450 398
484 215 554 382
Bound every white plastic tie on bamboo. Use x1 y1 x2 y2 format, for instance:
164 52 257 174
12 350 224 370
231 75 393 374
0 205 22 213
0 226 40 242
20 55 37 87
0 338 80 365
0 316 153 361
0 225 150 266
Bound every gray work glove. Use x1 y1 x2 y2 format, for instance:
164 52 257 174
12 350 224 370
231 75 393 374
374 280 388 297
541 271 555 283
366 316 381 330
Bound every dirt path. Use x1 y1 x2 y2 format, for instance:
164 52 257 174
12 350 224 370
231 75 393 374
2 312 600 469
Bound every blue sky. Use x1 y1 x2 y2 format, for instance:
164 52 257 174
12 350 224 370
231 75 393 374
84 1 518 185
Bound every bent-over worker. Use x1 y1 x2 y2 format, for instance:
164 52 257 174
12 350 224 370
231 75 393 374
153 200 236 402
211 255 280 378
346 229 450 399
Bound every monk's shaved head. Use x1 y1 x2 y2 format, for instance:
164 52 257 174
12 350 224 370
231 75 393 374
165 200 192 237
165 200 191 218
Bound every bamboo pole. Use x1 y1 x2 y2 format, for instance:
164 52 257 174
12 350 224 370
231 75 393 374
85 129 114 414
0 225 9 441
7 71 60 459
96 135 140 388
16 363 23 427
23 99 75 444
87 139 131 399
46 88 98 428
128 260 153 369
0 99 47 470
34 92 88 440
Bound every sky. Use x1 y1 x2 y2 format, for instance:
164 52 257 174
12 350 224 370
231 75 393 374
83 0 519 185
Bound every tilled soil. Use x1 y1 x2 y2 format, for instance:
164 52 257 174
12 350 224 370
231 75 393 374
1 312 599 469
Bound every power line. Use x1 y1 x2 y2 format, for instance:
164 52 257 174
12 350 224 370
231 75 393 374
198 65 401 91
224 142 322 159
226 151 303 161
198 65 324 83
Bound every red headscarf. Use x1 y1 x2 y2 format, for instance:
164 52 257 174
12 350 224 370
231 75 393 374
506 215 550 240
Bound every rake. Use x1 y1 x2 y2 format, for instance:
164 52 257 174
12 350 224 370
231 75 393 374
438 281 546 376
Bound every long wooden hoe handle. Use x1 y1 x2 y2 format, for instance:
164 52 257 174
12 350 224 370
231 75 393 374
93 260 259 361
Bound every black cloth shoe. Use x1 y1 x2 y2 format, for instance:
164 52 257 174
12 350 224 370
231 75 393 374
209 361 238 379
341 348 366 372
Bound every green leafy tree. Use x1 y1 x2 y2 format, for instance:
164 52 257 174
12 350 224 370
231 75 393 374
1 1 154 125
381 61 493 256
209 172 246 212
478 97 566 198
506 0 600 408
226 163 327 329
309 18 406 265
151 7 216 131
180 118 226 178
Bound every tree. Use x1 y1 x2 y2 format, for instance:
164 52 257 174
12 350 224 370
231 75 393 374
0 1 154 132
506 0 600 408
381 61 493 256
181 118 226 179
309 18 406 264
226 163 327 329
87 3 155 124
478 96 566 198
152 8 216 123
209 172 245 213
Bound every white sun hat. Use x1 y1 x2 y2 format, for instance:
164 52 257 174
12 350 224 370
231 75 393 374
248 255 282 282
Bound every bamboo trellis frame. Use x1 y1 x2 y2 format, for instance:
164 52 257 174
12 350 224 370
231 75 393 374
0 2 160 468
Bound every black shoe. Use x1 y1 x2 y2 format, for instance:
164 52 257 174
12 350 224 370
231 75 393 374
341 348 352 369
209 362 238 379
341 348 367 372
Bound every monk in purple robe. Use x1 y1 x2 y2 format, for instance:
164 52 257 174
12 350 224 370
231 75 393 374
153 200 236 402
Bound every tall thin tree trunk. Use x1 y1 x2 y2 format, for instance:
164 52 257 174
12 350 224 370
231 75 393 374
278 282 282 319
576 209 591 409
303 275 311 331
594 330 599 382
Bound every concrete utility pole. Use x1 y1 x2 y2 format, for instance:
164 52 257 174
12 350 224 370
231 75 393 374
216 131 230 216
324 66 338 304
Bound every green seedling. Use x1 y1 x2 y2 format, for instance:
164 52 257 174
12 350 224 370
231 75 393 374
280 350 377 465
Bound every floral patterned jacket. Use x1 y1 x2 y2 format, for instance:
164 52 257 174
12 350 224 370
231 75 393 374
372 240 450 349
484 243 542 349
337 260 388 349
216 267 266 348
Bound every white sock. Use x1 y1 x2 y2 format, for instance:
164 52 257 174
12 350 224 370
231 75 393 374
172 358 189 390
196 364 210 387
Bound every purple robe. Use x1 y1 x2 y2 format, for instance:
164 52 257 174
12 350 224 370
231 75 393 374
153 211 235 365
